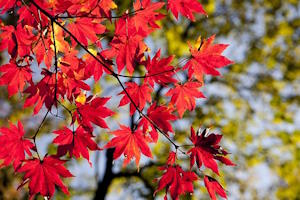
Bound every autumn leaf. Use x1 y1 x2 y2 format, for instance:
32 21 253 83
119 82 152 115
32 36 54 69
166 151 177 165
23 69 57 114
101 17 147 74
58 51 91 100
167 0 206 21
154 165 198 200
204 175 227 200
51 23 70 53
0 121 34 170
17 156 73 200
0 0 16 14
99 0 117 17
53 126 100 164
131 0 165 35
104 125 152 167
188 127 235 175
18 3 49 27
138 103 176 142
84 52 113 81
0 60 32 97
0 24 35 58
184 35 233 82
144 50 177 87
73 96 114 130
166 81 205 118
68 18 105 47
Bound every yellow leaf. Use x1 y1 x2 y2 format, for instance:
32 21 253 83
76 93 86 104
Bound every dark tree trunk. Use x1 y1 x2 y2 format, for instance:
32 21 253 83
93 148 114 200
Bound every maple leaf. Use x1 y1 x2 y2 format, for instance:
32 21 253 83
184 35 233 82
138 103 176 142
101 17 147 74
51 23 70 53
13 24 34 57
47 0 72 15
154 165 198 200
84 51 113 81
131 0 165 36
119 82 152 115
62 0 102 16
23 69 58 114
0 121 34 170
104 125 152 167
32 36 54 69
0 25 16 55
17 156 73 200
188 127 235 175
68 18 105 47
166 81 205 118
73 96 114 130
144 50 177 87
18 3 49 27
0 60 32 97
0 0 16 14
53 126 100 164
99 0 117 18
167 0 206 21
0 24 35 58
166 151 177 165
204 175 227 200
58 51 91 100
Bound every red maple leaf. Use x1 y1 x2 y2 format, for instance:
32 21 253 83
166 81 205 118
104 125 152 167
0 24 35 58
184 35 233 82
204 175 227 200
167 0 206 21
58 51 91 100
18 3 49 27
119 82 152 115
101 17 147 74
131 0 165 36
0 121 34 170
0 0 16 14
73 96 114 130
53 126 100 164
93 0 117 18
154 165 198 200
23 69 58 114
0 60 32 97
138 103 176 142
68 18 106 47
144 50 177 87
32 36 54 69
188 127 235 175
0 25 15 55
84 52 113 81
17 156 73 200
166 151 177 165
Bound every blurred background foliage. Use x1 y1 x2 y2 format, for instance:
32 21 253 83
0 0 299 199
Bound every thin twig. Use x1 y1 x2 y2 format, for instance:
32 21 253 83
32 109 50 160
